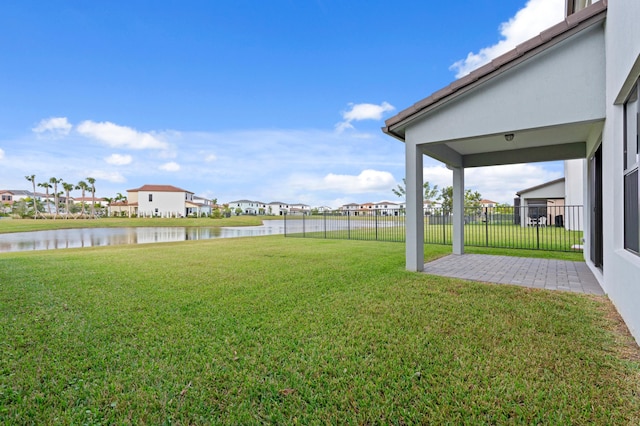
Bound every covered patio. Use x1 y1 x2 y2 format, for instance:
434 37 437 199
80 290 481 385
383 3 606 272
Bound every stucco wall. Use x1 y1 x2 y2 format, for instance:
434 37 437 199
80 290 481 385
137 191 186 217
600 0 640 344
407 25 606 144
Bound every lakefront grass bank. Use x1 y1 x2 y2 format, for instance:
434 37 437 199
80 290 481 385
1 236 638 424
0 216 269 234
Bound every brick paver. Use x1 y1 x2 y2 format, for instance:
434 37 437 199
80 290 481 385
423 254 604 295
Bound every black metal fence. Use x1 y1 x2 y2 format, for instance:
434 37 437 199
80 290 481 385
284 205 584 252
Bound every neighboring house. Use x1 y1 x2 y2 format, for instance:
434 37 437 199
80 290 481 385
187 196 213 217
74 197 108 207
480 199 497 208
268 202 289 216
338 203 360 215
127 184 195 218
0 190 43 204
515 159 585 229
516 178 566 228
337 201 406 216
228 200 263 215
382 1 640 344
289 203 311 215
316 206 334 213
0 190 46 212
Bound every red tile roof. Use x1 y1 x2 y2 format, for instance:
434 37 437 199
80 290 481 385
127 184 193 193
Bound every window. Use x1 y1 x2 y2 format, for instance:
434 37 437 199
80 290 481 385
149 194 153 202
624 83 639 254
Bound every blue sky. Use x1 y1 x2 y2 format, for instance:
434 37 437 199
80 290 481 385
0 0 567 207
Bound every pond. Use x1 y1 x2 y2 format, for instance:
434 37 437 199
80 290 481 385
0 220 312 253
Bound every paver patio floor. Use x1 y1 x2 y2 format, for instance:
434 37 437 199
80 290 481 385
423 254 604 295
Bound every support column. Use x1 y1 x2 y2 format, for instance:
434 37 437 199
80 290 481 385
452 166 465 255
405 140 424 271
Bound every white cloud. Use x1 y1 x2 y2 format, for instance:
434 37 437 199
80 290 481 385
319 169 396 194
0 148 4 160
91 170 127 183
450 0 565 78
105 154 133 165
32 117 72 137
160 161 181 172
336 101 395 132
76 120 169 150
205 154 217 162
466 163 562 203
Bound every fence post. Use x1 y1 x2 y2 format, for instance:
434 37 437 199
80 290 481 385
348 211 351 240
302 212 305 237
284 212 287 237
442 212 446 245
375 209 378 241
536 207 540 250
484 207 489 247
324 210 327 239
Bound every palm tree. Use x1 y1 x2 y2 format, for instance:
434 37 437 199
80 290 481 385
49 177 62 219
76 180 89 217
86 177 96 218
38 181 53 217
62 182 74 219
24 175 38 219
103 197 114 217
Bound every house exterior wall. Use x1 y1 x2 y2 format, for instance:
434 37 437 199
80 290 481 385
564 159 584 206
137 191 186 217
406 26 606 145
599 0 640 343
519 180 565 201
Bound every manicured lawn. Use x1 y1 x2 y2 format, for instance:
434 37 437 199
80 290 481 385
1 237 638 424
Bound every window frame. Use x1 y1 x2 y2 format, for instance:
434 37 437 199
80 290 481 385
623 82 640 254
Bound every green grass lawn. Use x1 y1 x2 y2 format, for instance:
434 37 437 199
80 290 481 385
1 237 638 424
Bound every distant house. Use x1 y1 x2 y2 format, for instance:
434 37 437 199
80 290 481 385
126 184 197 218
187 196 213 217
516 160 584 230
268 202 289 216
316 206 334 213
74 197 108 207
0 189 42 205
337 201 405 216
479 199 497 208
338 203 361 215
228 200 267 215
0 190 45 213
289 203 311 215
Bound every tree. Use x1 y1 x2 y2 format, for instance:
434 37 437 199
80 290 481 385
25 175 38 219
86 177 96 218
76 180 89 217
392 178 440 201
62 182 74 218
102 197 114 217
38 181 53 217
234 207 243 216
49 177 62 219
439 186 482 214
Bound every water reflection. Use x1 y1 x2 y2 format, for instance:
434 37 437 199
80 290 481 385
0 221 301 253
